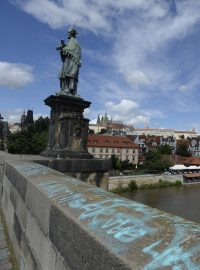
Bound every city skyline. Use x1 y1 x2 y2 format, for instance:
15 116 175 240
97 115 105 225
1 1 200 131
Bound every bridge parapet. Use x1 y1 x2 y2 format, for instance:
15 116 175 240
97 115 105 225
1 159 200 269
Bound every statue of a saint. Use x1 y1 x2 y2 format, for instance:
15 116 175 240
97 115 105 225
57 28 81 96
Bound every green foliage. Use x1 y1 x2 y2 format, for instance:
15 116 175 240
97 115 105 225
99 128 107 134
143 149 173 172
112 179 182 193
120 159 134 170
174 180 182 186
139 180 182 189
111 155 134 170
176 140 191 157
7 117 49 154
128 181 138 190
111 154 119 169
158 144 172 154
88 129 94 134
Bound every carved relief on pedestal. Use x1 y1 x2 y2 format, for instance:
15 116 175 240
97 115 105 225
59 111 82 120
71 138 81 150
70 117 83 150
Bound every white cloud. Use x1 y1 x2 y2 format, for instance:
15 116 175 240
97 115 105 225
83 108 90 118
1 108 24 123
105 99 163 126
178 85 188 92
10 0 200 119
125 70 151 86
1 109 48 123
11 0 110 31
0 61 34 89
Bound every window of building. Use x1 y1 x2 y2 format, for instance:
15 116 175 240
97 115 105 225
106 148 108 153
126 149 129 153
114 141 118 145
126 156 129 160
133 150 135 154
92 148 95 153
100 148 103 153
112 149 115 153
105 141 109 145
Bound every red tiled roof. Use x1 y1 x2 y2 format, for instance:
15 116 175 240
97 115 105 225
88 135 138 148
184 173 200 178
176 156 200 166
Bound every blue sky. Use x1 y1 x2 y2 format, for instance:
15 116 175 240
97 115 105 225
1 0 200 131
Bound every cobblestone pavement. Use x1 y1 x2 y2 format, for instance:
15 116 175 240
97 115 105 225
0 214 13 270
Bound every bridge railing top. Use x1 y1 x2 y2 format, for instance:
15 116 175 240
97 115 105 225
4 159 200 269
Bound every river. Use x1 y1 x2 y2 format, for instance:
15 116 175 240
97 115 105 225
121 184 200 224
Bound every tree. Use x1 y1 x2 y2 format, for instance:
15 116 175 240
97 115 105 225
158 144 172 155
143 149 173 172
88 129 94 134
120 159 133 170
176 140 191 157
7 117 49 154
99 128 107 134
111 155 121 170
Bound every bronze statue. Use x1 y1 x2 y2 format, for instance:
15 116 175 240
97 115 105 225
57 28 81 96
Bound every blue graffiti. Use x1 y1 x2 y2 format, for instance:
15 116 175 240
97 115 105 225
15 163 51 177
143 223 200 270
36 178 200 268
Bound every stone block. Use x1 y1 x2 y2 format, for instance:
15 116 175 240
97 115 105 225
6 199 14 233
15 192 28 231
25 180 51 236
13 213 22 246
9 185 17 211
2 176 11 198
26 212 56 270
21 233 41 270
55 253 71 270
49 158 111 172
5 164 27 202
49 205 129 270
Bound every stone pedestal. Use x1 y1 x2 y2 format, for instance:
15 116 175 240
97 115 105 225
41 94 111 190
41 94 92 159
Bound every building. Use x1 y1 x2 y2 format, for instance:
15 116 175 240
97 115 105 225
8 123 21 133
89 113 134 135
160 136 176 153
0 113 9 150
21 110 34 131
127 135 148 162
188 137 200 157
131 127 197 139
175 156 200 166
87 134 139 165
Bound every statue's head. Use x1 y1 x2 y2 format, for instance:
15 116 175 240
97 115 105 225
68 28 78 38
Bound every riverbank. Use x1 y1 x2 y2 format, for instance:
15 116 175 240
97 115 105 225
111 179 182 193
109 173 183 191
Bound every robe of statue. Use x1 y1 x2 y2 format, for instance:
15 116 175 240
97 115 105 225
59 37 81 95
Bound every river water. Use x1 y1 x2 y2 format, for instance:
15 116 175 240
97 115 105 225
121 184 200 224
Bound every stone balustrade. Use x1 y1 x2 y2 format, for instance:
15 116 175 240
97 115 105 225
0 157 200 269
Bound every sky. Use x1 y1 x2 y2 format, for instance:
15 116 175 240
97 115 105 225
1 0 200 131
